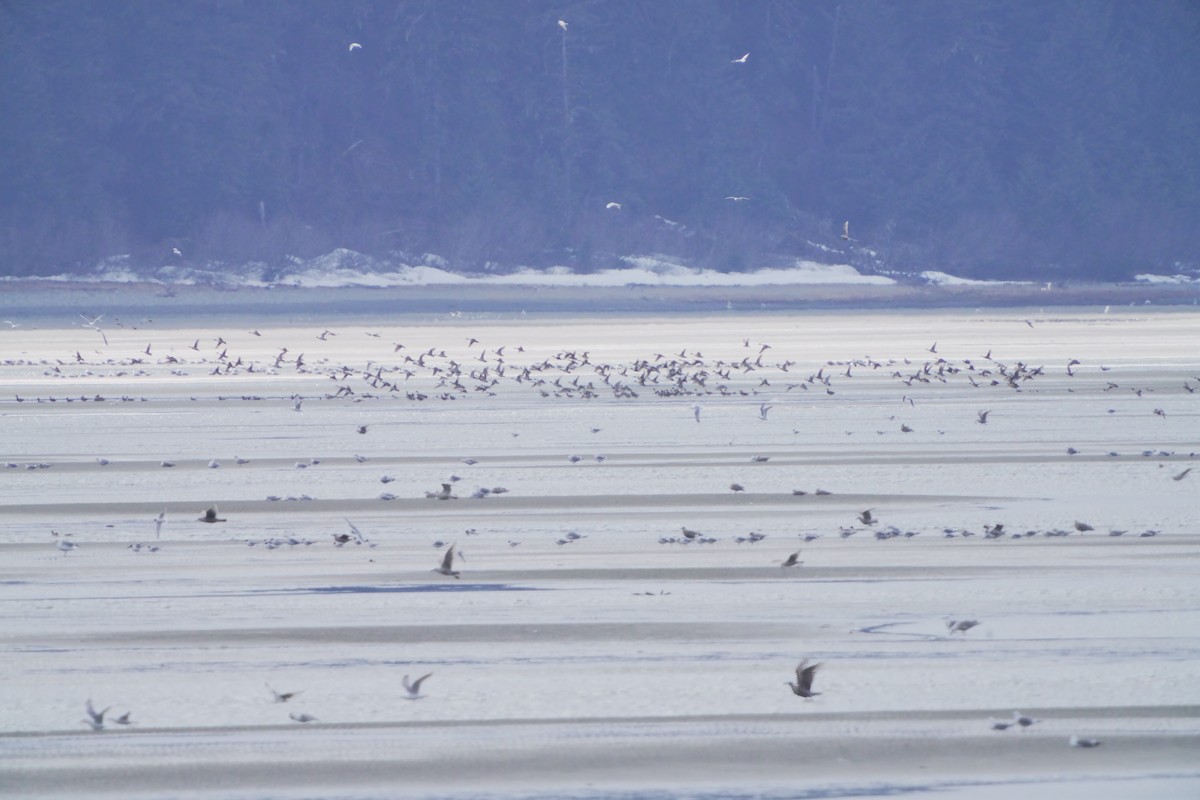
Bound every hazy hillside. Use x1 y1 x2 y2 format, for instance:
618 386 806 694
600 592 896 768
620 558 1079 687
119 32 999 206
2 0 1197 281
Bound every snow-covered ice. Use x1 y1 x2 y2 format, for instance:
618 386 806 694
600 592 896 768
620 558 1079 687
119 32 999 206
0 305 1197 798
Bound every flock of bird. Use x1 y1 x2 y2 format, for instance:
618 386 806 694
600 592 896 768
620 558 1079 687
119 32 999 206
9 315 1197 416
83 674 434 730
6 316 1185 752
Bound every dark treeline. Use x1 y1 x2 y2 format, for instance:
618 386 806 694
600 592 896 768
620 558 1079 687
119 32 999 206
1 0 1197 280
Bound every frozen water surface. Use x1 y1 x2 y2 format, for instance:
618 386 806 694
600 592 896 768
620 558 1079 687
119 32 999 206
0 302 1197 798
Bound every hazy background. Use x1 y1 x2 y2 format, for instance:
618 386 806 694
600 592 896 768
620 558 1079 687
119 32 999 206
2 0 1197 281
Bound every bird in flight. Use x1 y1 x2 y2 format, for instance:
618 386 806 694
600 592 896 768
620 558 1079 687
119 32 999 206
434 545 460 578
198 507 226 523
946 619 980 634
977 410 991 424
403 672 432 699
841 221 852 240
787 659 821 698
267 684 302 703
605 202 622 210
84 699 110 730
781 551 802 568
348 42 362 51
725 196 750 202
732 52 749 63
558 19 568 31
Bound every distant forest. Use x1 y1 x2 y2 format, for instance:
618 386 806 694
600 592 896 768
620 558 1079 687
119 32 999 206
2 0 1198 281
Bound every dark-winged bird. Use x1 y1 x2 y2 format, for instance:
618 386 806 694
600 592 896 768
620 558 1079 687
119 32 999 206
787 659 822 698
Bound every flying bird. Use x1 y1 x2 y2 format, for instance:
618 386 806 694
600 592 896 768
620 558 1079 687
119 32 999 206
946 619 980 634
977 410 991 424
434 545 460 578
781 551 802 568
725 196 750 202
267 684 302 703
605 202 621 210
198 507 226 523
857 509 876 526
84 699 110 730
731 52 749 63
348 42 362 51
786 659 821 698
154 511 166 539
403 672 432 699
558 19 568 31
1173 467 1192 481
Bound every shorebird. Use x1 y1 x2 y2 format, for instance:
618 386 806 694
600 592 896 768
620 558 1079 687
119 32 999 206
332 533 351 546
947 619 980 634
434 545 460 578
787 660 821 698
154 511 166 539
977 410 991 424
681 526 700 540
693 404 702 422
1069 735 1101 748
1013 711 1039 729
289 712 317 723
402 672 432 699
57 539 79 554
357 425 369 434
426 482 456 500
1074 521 1094 533
730 483 745 492
113 711 133 725
990 718 1015 731
759 402 772 420
267 684 302 703
781 551 802 568
732 52 749 63
198 507 226 523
